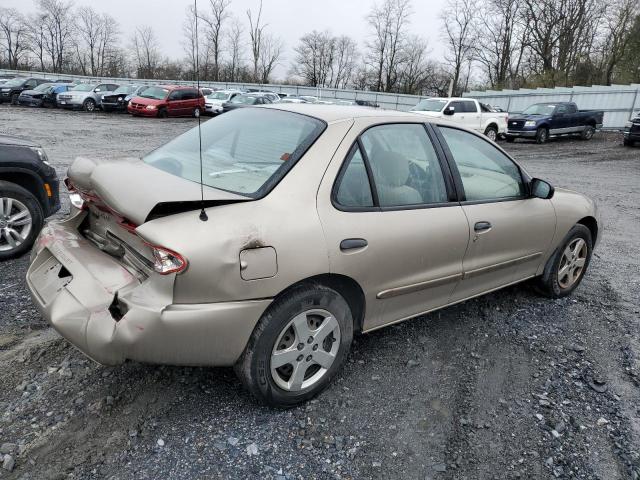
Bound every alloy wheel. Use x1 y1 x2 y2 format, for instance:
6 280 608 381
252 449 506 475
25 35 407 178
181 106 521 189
271 308 341 392
0 197 32 252
486 129 497 142
557 238 588 289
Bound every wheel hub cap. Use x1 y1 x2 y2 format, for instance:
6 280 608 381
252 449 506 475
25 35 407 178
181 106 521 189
557 238 587 289
270 308 340 392
0 197 33 252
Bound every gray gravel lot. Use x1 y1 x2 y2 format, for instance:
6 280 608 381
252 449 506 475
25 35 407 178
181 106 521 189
0 105 639 479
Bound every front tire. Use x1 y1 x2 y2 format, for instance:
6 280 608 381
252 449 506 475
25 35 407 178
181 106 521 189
484 125 498 142
235 284 354 408
11 93 19 105
536 127 549 144
506 136 515 143
0 182 44 261
535 224 592 298
623 138 634 147
83 98 96 112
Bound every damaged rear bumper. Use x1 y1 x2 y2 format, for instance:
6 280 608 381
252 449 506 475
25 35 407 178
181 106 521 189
26 215 271 367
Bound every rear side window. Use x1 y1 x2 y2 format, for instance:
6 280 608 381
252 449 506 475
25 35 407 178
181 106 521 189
168 90 183 101
439 127 524 201
335 147 374 207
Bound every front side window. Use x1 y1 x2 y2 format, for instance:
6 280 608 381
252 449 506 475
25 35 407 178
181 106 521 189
360 124 448 207
439 127 524 201
144 108 325 197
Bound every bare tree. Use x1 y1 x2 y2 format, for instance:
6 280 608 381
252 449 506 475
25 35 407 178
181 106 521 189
225 17 244 82
199 0 231 81
131 25 161 79
291 30 336 87
598 0 639 84
332 35 359 89
474 0 528 88
441 0 479 95
0 8 28 69
38 0 75 73
246 0 265 82
259 33 283 83
74 7 119 76
396 35 431 94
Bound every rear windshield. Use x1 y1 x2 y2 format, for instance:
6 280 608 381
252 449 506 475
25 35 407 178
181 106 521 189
139 87 169 100
143 108 326 197
413 98 448 112
231 95 259 105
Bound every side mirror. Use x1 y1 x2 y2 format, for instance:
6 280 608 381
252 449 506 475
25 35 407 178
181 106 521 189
530 178 554 199
444 106 455 116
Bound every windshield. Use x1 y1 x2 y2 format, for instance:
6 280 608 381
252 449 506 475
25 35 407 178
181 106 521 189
208 92 231 100
113 85 138 94
72 84 96 92
522 104 556 115
412 98 448 112
3 78 25 87
33 83 53 92
143 109 325 197
231 95 259 105
139 86 169 100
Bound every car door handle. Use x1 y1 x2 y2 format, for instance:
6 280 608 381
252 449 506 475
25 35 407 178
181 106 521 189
474 221 492 232
340 238 368 251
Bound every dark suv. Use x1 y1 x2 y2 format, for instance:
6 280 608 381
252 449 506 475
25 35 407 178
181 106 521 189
0 77 48 105
0 135 60 260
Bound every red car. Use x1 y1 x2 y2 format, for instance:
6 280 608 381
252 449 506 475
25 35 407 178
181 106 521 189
128 85 205 118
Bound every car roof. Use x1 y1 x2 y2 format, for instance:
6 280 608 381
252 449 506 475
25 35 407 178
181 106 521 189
264 103 426 124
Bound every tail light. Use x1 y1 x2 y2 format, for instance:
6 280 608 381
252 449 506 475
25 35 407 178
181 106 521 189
148 245 188 275
64 178 86 210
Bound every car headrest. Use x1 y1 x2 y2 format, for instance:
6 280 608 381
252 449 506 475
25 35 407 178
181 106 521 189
370 150 410 187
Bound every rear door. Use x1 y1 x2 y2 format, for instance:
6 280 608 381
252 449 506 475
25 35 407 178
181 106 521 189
433 125 556 301
317 120 470 330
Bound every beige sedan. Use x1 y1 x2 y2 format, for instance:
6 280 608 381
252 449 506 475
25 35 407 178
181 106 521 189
26 105 599 407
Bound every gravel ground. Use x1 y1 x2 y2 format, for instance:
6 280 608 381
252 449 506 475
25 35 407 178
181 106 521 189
0 105 639 480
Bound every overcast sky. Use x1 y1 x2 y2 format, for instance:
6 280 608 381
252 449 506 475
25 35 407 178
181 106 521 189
3 0 449 80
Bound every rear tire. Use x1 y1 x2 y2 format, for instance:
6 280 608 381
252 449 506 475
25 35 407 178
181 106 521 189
536 127 549 144
235 284 354 408
193 107 201 118
580 125 595 140
535 224 592 299
0 181 44 261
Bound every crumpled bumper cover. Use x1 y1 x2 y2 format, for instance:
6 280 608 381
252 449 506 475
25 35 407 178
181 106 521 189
27 216 271 367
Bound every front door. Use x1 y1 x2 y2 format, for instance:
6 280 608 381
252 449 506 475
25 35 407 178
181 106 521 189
317 120 470 331
433 125 556 301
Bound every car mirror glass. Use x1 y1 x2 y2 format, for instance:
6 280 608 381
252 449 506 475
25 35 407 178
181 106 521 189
531 178 554 199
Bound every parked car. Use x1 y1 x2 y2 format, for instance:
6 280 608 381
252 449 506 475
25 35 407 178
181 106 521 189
355 100 380 108
506 102 604 143
18 83 72 108
221 93 273 113
204 89 242 115
128 85 205 118
200 87 214 97
101 85 147 112
0 135 60 260
0 77 48 105
411 97 508 141
623 113 640 146
57 83 119 112
26 105 600 407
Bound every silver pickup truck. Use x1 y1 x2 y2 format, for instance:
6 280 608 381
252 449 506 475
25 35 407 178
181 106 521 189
57 83 119 112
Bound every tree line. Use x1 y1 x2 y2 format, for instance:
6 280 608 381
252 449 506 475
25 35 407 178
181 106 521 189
1 0 639 96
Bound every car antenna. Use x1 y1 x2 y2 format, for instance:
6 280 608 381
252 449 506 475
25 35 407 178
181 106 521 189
195 0 208 222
